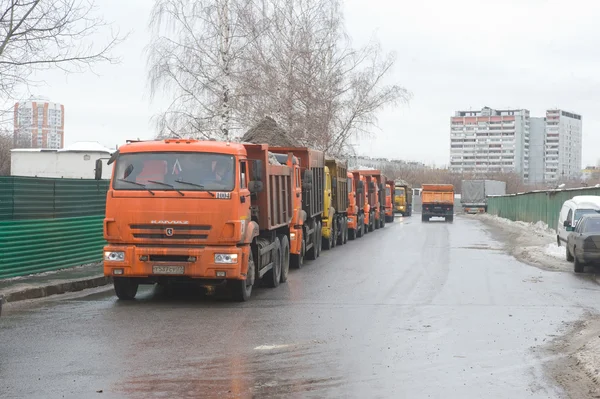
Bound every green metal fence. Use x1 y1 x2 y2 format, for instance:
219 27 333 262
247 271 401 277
0 216 106 279
488 187 600 231
0 176 109 220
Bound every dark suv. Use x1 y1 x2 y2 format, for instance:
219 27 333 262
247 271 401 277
566 214 600 273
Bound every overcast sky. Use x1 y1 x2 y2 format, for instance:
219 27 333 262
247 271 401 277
27 0 600 167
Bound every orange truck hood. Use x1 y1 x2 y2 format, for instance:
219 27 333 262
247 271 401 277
104 194 245 246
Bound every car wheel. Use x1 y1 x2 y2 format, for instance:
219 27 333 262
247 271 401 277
574 252 584 274
566 246 574 262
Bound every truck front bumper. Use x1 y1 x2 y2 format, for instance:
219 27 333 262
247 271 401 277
103 245 248 280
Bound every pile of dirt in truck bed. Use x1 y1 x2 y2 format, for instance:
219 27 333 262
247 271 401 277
241 116 299 147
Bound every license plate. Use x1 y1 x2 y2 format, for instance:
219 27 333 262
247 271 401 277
153 266 185 275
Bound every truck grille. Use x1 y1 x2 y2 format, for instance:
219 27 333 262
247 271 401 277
130 224 211 240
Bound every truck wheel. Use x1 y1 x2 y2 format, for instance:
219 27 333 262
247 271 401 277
422 214 428 222
574 254 584 273
447 215 454 223
291 239 305 269
323 225 333 250
232 251 254 301
306 225 318 261
265 238 281 288
566 246 574 262
369 213 375 232
358 216 364 237
317 222 322 257
343 221 348 244
557 236 561 247
381 215 386 228
278 235 290 283
332 223 338 248
349 226 356 240
113 278 139 300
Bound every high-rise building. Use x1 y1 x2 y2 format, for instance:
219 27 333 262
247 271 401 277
544 109 582 183
449 107 582 184
13 96 64 149
528 117 546 184
449 107 530 177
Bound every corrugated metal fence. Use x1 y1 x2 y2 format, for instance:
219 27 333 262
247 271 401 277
487 187 600 231
0 176 109 220
0 177 109 279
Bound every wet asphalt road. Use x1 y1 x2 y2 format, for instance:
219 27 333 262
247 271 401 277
3 216 600 398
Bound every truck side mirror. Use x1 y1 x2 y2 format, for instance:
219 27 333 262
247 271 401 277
94 159 103 180
369 181 376 193
251 160 263 181
357 181 364 193
248 181 264 193
303 171 313 191
564 220 571 227
332 178 337 189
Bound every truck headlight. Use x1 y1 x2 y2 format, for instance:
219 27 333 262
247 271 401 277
215 254 238 264
104 251 125 262
290 232 296 240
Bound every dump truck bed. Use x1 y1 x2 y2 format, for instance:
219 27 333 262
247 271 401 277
269 147 325 219
326 159 349 213
422 184 454 205
245 144 294 231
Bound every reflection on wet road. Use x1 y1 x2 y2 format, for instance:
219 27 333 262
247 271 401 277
3 216 600 398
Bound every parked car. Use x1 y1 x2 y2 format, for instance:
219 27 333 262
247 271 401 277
557 196 600 246
565 214 600 273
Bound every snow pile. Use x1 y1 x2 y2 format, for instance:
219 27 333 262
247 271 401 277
481 214 555 237
543 243 565 259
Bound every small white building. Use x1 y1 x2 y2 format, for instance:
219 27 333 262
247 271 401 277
11 141 114 179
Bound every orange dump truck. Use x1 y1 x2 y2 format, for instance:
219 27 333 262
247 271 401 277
269 147 325 267
421 184 455 222
97 139 295 301
384 180 395 223
350 171 368 237
354 170 387 231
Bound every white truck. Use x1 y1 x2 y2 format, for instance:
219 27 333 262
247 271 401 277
461 180 506 213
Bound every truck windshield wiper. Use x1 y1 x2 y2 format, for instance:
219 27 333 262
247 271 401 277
175 179 215 197
147 180 184 196
117 179 154 195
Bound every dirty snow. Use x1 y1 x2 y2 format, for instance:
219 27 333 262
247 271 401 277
544 243 565 259
474 214 570 272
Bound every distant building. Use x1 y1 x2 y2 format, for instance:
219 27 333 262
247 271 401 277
349 156 428 171
449 107 582 183
10 142 113 179
528 117 546 184
449 107 530 178
14 96 64 149
544 109 582 182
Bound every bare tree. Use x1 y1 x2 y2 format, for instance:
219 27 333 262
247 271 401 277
0 128 12 175
147 0 264 140
0 0 123 100
147 0 409 152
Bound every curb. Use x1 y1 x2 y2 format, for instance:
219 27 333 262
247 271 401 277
3 276 113 304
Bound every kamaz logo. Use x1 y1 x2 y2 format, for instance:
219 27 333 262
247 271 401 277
150 220 189 225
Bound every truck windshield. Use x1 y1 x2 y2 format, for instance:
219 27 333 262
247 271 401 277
395 188 405 196
113 152 235 192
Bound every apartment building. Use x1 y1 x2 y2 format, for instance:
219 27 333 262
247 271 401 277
544 109 582 182
13 96 64 149
450 107 582 183
449 107 530 177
